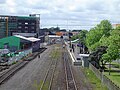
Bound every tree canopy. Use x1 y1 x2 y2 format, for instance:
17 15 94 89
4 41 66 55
71 30 88 45
102 27 120 63
85 20 120 69
85 20 112 51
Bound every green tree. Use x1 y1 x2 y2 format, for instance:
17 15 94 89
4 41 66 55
71 35 79 41
85 20 112 51
97 20 112 36
102 27 120 75
99 35 109 46
78 30 88 45
102 27 120 62
85 28 102 51
71 30 88 44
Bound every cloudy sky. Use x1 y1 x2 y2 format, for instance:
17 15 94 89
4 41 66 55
0 0 120 30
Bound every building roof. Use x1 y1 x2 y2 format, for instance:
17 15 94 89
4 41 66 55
27 37 40 42
48 35 60 38
17 16 36 19
14 35 28 40
14 35 40 42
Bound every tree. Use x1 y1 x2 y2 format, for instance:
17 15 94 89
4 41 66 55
78 30 88 45
89 46 107 69
85 20 112 51
86 20 114 69
102 27 120 62
71 30 88 53
71 30 88 44
97 20 112 36
85 28 102 51
99 35 109 46
101 27 120 75
71 35 78 41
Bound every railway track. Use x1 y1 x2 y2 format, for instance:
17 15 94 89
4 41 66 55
40 58 58 90
63 50 77 90
0 61 28 85
0 48 46 85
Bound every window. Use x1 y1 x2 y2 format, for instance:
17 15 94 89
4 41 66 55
31 23 35 25
18 26 22 29
31 31 35 33
25 30 28 33
25 26 28 29
18 22 22 25
18 30 21 33
25 22 28 25
31 26 35 29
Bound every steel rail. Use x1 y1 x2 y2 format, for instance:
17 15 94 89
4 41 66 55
40 58 57 90
63 51 77 90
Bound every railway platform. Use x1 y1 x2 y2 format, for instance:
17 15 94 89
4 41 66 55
65 42 82 66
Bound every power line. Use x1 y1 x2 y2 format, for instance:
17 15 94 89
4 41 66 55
41 24 95 26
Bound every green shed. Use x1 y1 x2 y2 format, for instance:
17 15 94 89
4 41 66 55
0 36 20 51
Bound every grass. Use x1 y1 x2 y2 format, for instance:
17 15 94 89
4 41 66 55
84 68 108 90
50 46 61 59
104 71 120 88
33 80 42 90
104 62 120 88
111 62 120 69
12 61 17 65
32 45 61 90
33 80 49 90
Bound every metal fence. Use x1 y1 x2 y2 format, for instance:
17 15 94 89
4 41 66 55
89 63 120 90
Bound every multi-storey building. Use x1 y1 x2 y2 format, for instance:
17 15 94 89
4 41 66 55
0 16 17 38
0 15 40 39
112 24 120 29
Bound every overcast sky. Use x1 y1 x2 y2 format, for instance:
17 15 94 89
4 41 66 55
0 0 120 30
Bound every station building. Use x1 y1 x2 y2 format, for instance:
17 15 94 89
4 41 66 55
0 35 40 52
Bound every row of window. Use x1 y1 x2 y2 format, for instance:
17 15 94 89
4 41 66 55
18 30 35 33
18 22 35 25
18 26 35 29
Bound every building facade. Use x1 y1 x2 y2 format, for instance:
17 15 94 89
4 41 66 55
0 15 40 39
112 24 120 29
0 16 17 38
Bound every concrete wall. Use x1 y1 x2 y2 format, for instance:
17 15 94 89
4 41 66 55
8 48 32 64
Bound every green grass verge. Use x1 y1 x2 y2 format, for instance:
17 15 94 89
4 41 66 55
33 80 42 90
33 80 49 90
104 71 120 88
50 46 61 59
84 68 108 90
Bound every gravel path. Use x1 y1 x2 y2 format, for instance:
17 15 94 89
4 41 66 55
72 66 93 90
0 44 93 90
50 46 66 90
0 46 54 90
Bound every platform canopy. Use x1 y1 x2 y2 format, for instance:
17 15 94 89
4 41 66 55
71 39 79 43
14 35 40 42
27 37 40 42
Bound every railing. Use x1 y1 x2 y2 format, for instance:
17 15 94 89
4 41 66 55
89 63 120 90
